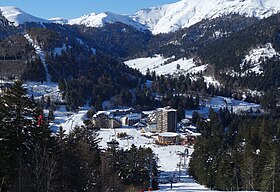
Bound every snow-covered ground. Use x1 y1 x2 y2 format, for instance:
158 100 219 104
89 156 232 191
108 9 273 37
50 105 89 133
240 43 280 76
125 55 206 76
24 33 51 83
125 55 221 87
98 127 212 191
227 43 280 77
21 79 262 191
47 101 260 191
22 81 88 134
185 96 261 118
23 81 61 101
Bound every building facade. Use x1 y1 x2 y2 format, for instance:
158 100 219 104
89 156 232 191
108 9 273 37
92 113 121 129
156 106 177 132
157 132 179 145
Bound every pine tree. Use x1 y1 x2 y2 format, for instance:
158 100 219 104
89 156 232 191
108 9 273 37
0 81 54 191
64 126 102 191
260 143 280 192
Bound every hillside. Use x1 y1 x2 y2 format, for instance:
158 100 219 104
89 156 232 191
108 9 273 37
0 1 279 110
196 13 280 92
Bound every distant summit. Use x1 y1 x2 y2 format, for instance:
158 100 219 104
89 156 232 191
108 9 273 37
1 0 280 34
0 6 49 26
68 11 148 31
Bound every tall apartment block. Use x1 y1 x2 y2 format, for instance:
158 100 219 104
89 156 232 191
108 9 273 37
156 106 177 132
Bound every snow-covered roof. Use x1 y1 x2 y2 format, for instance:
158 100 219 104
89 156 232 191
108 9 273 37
158 132 179 137
157 106 176 112
184 129 201 137
181 119 191 124
133 122 146 127
95 111 110 116
127 113 141 120
142 110 155 115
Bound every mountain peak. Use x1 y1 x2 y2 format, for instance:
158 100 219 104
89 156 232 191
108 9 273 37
131 0 280 34
68 11 148 30
0 6 48 26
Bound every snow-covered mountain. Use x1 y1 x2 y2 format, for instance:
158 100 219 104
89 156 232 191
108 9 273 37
132 0 280 34
2 0 280 33
48 17 68 25
68 11 148 30
0 6 147 30
0 6 49 26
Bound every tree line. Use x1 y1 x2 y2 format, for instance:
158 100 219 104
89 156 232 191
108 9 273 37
189 108 280 191
0 81 158 192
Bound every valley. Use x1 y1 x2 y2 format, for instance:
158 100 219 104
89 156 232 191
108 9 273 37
0 0 280 191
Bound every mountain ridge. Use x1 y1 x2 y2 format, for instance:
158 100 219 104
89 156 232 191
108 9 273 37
0 6 49 26
1 0 280 34
68 11 148 31
132 0 280 34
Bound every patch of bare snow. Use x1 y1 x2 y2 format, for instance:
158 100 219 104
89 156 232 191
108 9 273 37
24 34 51 83
240 43 280 76
203 76 221 87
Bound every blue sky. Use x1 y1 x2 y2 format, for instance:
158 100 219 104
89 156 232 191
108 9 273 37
0 0 179 19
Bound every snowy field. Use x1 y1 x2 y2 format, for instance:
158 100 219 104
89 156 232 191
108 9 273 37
185 96 261 118
124 55 222 87
125 55 207 76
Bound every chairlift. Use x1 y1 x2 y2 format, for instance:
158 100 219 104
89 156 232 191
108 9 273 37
107 132 119 147
107 139 119 145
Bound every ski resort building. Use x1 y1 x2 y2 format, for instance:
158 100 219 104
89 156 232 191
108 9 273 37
156 106 177 132
157 132 179 145
120 113 142 126
92 113 121 129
